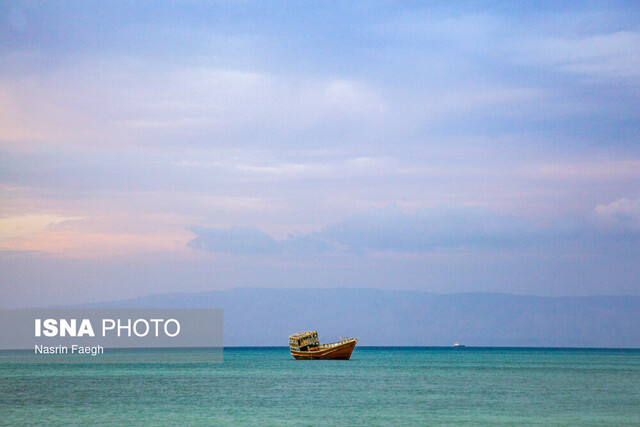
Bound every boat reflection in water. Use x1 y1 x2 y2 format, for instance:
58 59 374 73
289 331 358 360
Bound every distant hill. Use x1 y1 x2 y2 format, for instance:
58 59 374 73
83 288 640 347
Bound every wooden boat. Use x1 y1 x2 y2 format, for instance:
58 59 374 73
289 331 358 360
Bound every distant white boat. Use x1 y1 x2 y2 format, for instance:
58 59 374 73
453 343 466 348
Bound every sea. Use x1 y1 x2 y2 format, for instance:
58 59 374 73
1 347 639 425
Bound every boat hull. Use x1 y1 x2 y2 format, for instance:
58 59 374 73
291 339 358 360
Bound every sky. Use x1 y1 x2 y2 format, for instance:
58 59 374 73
1 1 639 307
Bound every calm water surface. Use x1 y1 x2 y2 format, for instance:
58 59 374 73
1 347 639 425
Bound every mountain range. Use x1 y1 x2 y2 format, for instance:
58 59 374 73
80 288 640 347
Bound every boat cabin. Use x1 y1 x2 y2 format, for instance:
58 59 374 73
289 331 319 352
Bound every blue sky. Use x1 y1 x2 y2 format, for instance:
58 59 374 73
1 1 639 306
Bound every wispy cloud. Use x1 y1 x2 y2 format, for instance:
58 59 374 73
0 214 83 240
188 226 281 254
516 31 640 80
188 226 333 255
189 202 640 256
593 199 640 231
0 57 388 150
320 205 535 252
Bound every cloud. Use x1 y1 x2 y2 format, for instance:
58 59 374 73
0 214 83 240
522 160 640 182
280 233 335 254
515 31 640 80
320 205 537 252
0 53 388 150
593 199 640 231
2 2 640 295
188 202 640 257
188 226 281 254
188 205 538 255
188 226 334 255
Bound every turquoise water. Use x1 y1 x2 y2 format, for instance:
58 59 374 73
1 347 639 425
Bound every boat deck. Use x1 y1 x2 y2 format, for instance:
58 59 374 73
317 338 356 349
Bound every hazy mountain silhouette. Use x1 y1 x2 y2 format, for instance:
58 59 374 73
83 288 640 347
